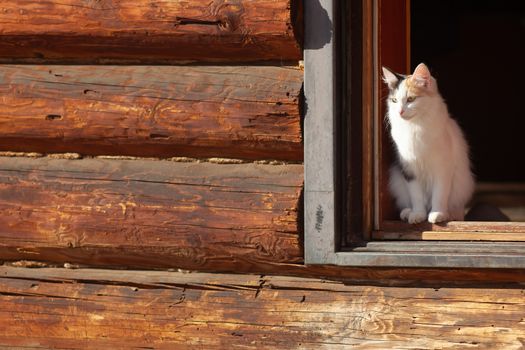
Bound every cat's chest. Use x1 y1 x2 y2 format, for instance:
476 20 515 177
391 126 433 162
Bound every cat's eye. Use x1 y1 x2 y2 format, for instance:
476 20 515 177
407 96 417 102
390 97 398 103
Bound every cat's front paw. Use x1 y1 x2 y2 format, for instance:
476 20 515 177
428 211 449 223
408 211 426 224
400 208 412 221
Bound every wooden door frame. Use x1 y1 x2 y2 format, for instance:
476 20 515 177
374 0 411 229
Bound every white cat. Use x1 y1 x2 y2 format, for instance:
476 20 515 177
382 63 474 224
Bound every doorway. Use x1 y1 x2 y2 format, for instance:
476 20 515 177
378 0 525 223
411 0 525 221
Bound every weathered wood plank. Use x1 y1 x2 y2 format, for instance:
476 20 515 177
1 267 524 349
377 220 525 242
0 0 302 63
0 156 303 270
0 65 303 160
374 230 525 241
381 220 525 233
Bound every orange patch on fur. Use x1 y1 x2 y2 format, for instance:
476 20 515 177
404 75 428 96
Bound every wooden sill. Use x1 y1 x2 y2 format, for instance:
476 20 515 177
373 220 525 241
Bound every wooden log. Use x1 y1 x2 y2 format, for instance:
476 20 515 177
0 0 302 63
5 158 525 285
4 158 525 284
0 156 303 269
0 65 303 161
1 267 524 349
3 158 525 284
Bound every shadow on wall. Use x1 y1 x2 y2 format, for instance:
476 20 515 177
302 0 334 137
304 0 332 50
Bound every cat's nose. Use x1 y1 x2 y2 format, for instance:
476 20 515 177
400 108 405 116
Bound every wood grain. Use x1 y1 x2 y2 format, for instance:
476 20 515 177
0 156 303 270
0 0 302 63
381 220 525 233
1 267 525 349
0 65 303 160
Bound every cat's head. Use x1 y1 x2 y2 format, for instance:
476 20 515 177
382 63 438 121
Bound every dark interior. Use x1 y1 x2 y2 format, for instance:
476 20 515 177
411 0 524 182
411 0 525 220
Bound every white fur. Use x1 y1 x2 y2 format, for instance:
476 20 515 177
383 64 475 223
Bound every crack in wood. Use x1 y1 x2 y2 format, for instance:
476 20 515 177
174 17 223 27
45 114 62 121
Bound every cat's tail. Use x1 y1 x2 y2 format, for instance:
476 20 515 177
449 163 475 221
389 165 411 210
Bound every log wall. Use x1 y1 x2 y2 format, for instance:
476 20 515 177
0 0 305 272
2 1 525 349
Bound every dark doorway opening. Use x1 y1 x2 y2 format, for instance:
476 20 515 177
411 0 525 220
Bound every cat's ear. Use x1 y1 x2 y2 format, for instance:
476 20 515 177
382 67 400 90
411 63 432 89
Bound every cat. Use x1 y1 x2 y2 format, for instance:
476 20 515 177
382 63 474 224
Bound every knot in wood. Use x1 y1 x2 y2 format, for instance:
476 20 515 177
57 232 85 249
210 0 244 32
